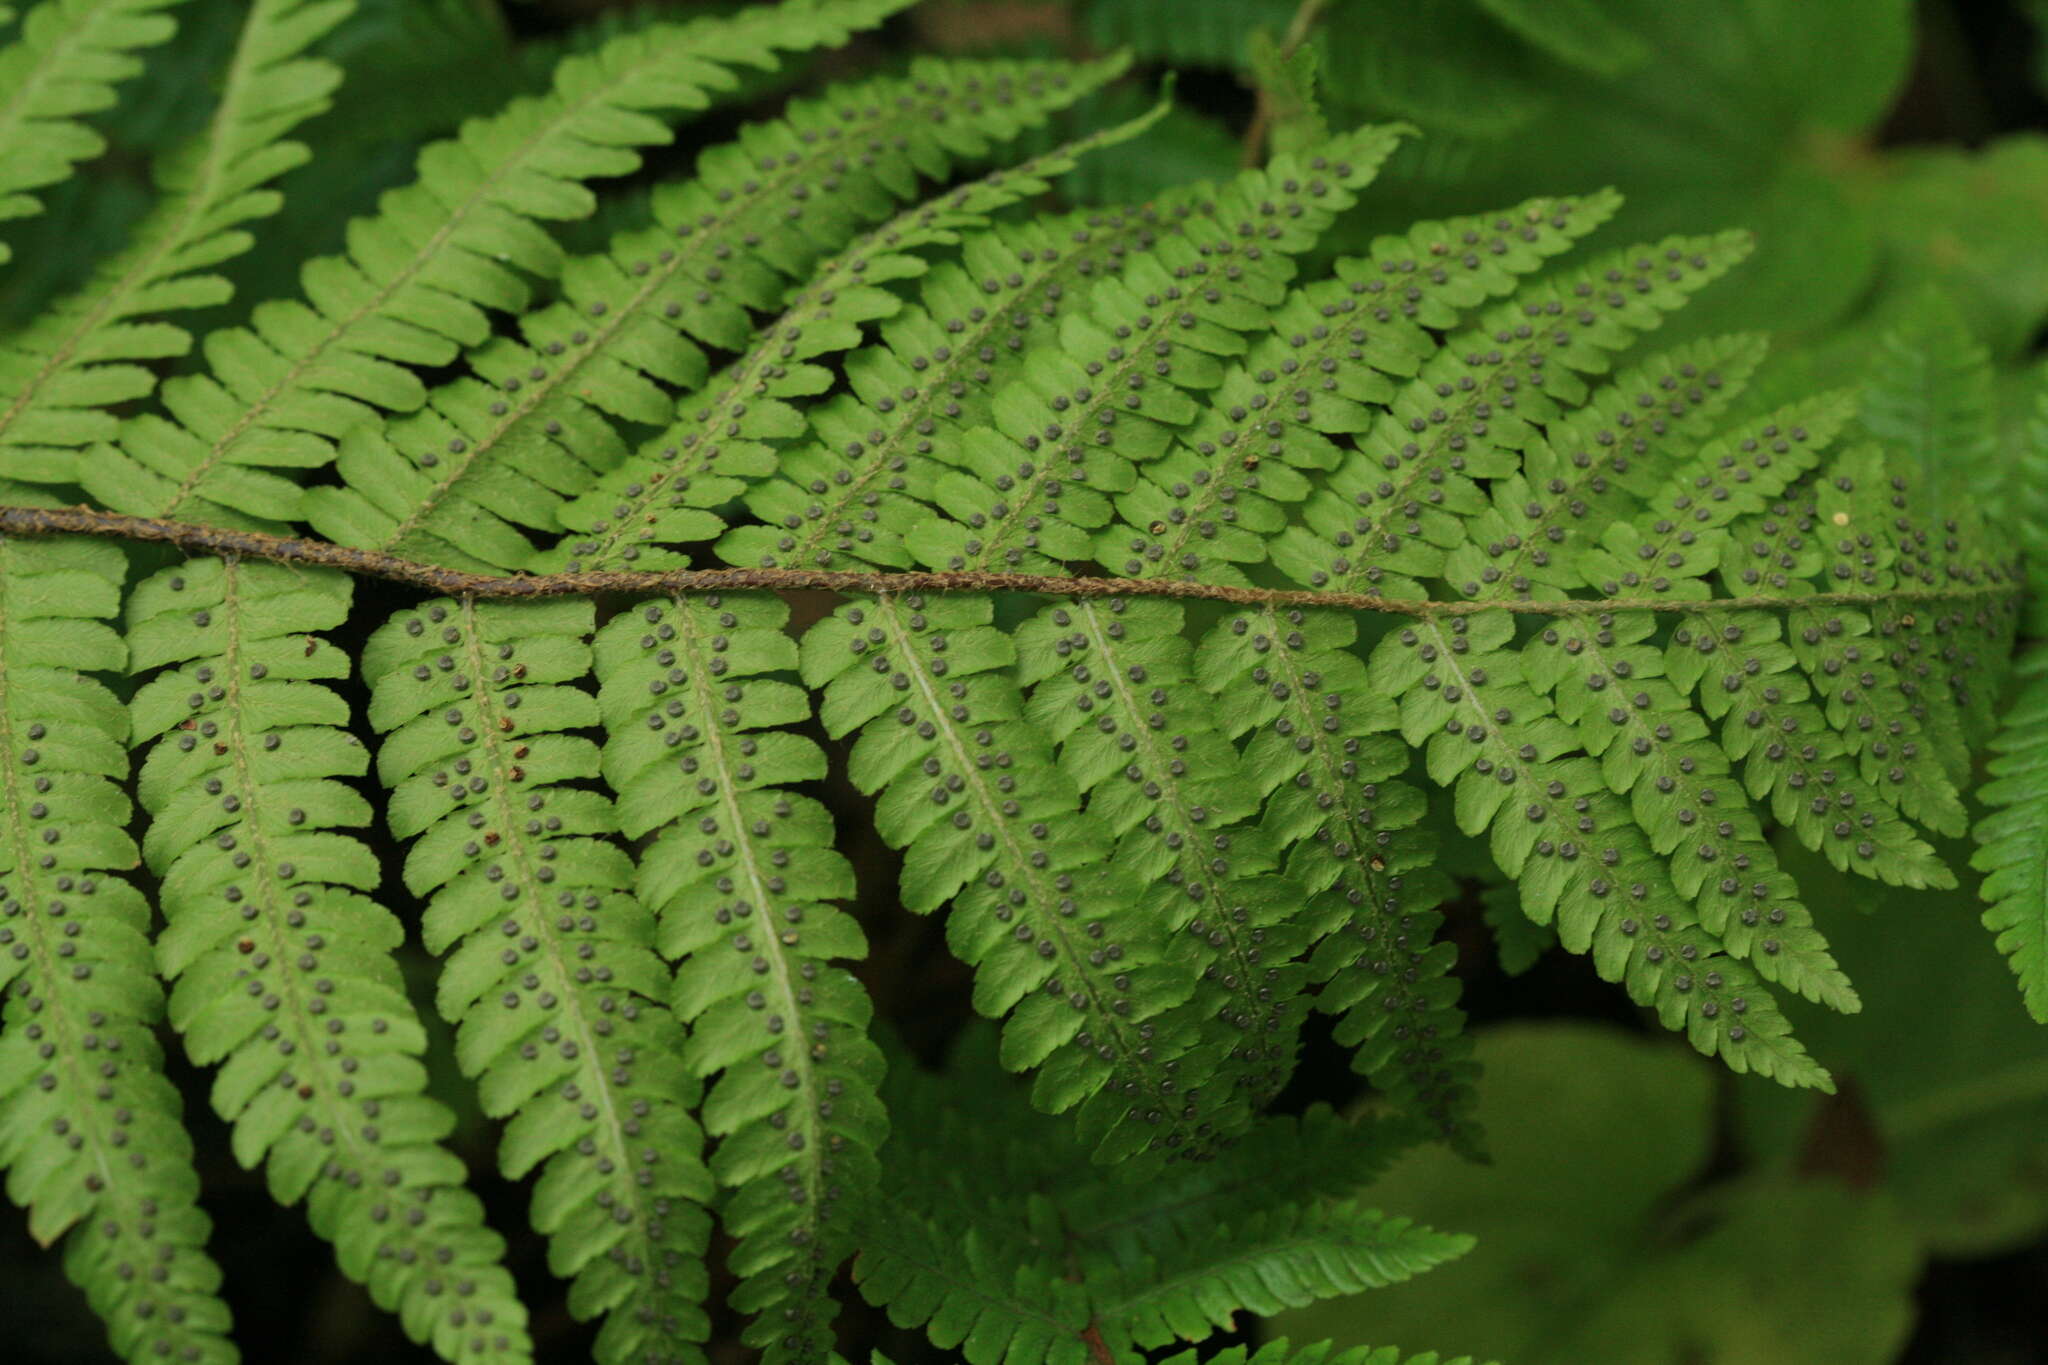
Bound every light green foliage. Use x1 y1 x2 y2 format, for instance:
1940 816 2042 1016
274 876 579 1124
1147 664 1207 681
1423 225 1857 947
855 1032 1467 1365
0 0 351 488
0 531 234 1364
305 56 1125 574
127 558 529 1364
0 0 186 262
83 0 912 528
0 2 2042 1362
1274 1024 1923 1365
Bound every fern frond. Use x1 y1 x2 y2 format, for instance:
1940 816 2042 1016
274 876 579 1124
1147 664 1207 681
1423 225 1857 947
855 1042 1461 1365
1858 291 1997 517
1272 229 1750 597
1372 611 1827 1086
0 0 351 488
803 593 1211 1163
595 591 884 1364
1195 604 1475 1144
304 56 1123 572
1524 607 1856 1009
1971 380 2048 1023
1974 649 2048 1023
0 529 235 1365
84 0 908 527
911 127 1414 578
1089 1202 1469 1358
722 126 1411 575
0 0 185 263
1437 333 1768 602
544 101 1174 575
1744 449 1973 837
363 597 712 1365
127 559 530 1364
1017 596 1305 1137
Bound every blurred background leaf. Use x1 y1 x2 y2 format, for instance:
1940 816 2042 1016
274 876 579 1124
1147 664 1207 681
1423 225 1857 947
1271 1023 1924 1365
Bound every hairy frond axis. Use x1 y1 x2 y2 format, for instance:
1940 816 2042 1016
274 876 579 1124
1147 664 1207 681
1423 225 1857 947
0 528 235 1365
0 0 352 488
0 0 185 263
364 599 711 1365
304 56 1126 574
83 0 911 529
126 558 531 1365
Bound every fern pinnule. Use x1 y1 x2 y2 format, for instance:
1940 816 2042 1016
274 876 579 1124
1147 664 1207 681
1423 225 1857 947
305 55 1125 574
0 0 184 263
543 101 1175 576
1273 230 1752 599
900 129 1402 578
1438 333 1769 603
719 125 1411 576
595 591 883 1364
804 593 1211 1164
1108 197 1632 589
0 529 235 1365
126 558 529 1364
855 1040 1461 1365
84 0 911 529
363 597 711 1365
1971 382 2048 1023
1372 611 1826 1087
1017 596 1310 1138
1525 609 1857 1010
0 0 349 488
1195 604 1474 1145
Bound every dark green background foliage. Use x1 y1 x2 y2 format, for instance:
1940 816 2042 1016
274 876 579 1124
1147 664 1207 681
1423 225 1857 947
4 2 2048 1364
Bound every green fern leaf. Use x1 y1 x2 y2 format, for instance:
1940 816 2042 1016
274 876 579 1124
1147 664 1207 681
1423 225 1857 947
1974 649 2048 1024
1274 230 1752 598
1090 1202 1470 1357
803 593 1206 1163
0 0 185 263
1753 447 1973 837
856 1037 1459 1365
910 127 1413 578
1196 604 1476 1145
1437 333 1768 602
0 0 351 487
1017 596 1308 1137
1523 607 1856 1009
303 56 1123 572
127 559 530 1364
84 0 909 527
1372 611 1827 1087
593 591 885 1364
722 126 1409 575
545 101 1175 576
1857 290 1998 520
1120 196 1634 588
0 529 236 1365
363 597 713 1365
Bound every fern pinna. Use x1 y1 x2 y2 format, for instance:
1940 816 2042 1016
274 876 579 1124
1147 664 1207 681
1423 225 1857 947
0 1 2040 1364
